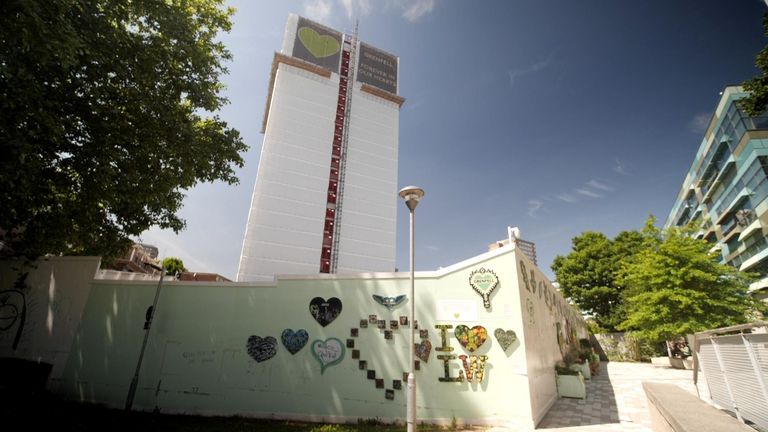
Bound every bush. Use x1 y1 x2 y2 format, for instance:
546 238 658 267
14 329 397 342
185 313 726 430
555 361 580 376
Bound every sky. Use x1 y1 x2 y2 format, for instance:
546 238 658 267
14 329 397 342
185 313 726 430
139 0 768 281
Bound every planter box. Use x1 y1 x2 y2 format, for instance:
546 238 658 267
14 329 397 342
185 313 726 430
556 373 586 399
669 357 684 369
652 356 692 369
569 360 591 380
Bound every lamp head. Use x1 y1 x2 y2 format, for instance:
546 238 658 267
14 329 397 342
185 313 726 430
399 186 424 212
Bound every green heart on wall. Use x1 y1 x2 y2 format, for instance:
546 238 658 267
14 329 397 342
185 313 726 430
469 268 498 292
298 27 340 58
311 337 345 374
494 328 517 352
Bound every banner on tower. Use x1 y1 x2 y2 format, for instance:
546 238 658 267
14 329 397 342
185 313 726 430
293 17 343 73
357 43 398 94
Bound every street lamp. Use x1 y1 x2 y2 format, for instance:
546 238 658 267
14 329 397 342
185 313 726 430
125 263 166 411
399 185 424 432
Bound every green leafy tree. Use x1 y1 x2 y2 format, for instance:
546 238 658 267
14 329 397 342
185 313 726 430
0 0 246 260
162 257 187 276
552 230 645 332
741 13 768 116
618 218 762 343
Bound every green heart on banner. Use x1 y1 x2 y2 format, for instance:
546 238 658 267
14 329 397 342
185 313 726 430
298 27 340 58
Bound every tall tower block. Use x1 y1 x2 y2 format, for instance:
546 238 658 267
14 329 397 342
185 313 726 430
238 15 404 281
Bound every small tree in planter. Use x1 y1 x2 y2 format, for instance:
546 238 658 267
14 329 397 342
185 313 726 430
580 338 600 376
555 361 586 399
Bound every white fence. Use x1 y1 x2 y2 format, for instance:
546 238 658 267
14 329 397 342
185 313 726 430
693 322 768 431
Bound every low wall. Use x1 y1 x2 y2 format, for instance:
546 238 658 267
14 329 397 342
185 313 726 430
2 248 588 428
643 382 753 432
0 257 101 385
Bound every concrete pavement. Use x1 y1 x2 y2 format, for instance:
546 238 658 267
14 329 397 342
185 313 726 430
489 361 702 432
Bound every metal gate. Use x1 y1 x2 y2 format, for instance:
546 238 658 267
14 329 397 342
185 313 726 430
693 322 768 431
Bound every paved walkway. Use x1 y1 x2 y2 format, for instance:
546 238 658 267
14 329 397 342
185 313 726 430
490 361 700 432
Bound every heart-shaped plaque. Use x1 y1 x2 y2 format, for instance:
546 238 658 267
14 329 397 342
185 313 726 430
414 340 432 363
469 268 499 309
454 325 488 353
281 329 309 355
494 328 517 351
312 337 345 374
298 27 340 58
246 335 277 363
309 297 342 327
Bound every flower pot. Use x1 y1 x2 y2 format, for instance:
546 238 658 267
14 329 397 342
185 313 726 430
669 357 685 369
589 359 600 376
556 373 586 399
682 358 693 370
569 360 591 380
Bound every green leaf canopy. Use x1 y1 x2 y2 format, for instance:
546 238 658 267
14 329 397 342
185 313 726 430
0 0 247 259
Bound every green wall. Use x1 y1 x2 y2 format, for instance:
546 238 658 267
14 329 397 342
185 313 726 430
42 248 585 428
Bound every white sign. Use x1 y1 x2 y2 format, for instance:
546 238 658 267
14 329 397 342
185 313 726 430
435 299 478 322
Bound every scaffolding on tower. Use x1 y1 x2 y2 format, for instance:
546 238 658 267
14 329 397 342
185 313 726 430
320 21 358 273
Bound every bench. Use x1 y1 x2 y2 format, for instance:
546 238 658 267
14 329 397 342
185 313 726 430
642 382 754 432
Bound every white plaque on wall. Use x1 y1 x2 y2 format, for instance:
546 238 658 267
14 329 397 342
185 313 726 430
503 303 517 317
435 299 478 322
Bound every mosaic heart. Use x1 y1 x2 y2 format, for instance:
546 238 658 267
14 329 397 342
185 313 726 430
281 329 309 355
372 294 407 310
309 297 342 327
297 27 340 58
469 268 499 309
246 335 277 363
454 325 488 353
494 328 517 351
469 268 498 291
414 340 432 363
312 337 345 374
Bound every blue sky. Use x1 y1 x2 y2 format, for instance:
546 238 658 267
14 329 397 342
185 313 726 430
139 0 768 280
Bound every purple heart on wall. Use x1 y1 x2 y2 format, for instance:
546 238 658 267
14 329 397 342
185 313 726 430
414 340 432 363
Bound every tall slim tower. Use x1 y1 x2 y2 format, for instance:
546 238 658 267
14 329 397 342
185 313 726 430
238 15 403 281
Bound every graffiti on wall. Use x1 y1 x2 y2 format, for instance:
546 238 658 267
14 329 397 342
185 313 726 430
181 349 217 365
0 288 26 350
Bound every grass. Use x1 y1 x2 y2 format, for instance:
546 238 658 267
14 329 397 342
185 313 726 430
0 391 458 431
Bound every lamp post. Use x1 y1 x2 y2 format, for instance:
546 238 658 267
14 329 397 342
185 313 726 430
399 185 424 432
125 263 166 411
